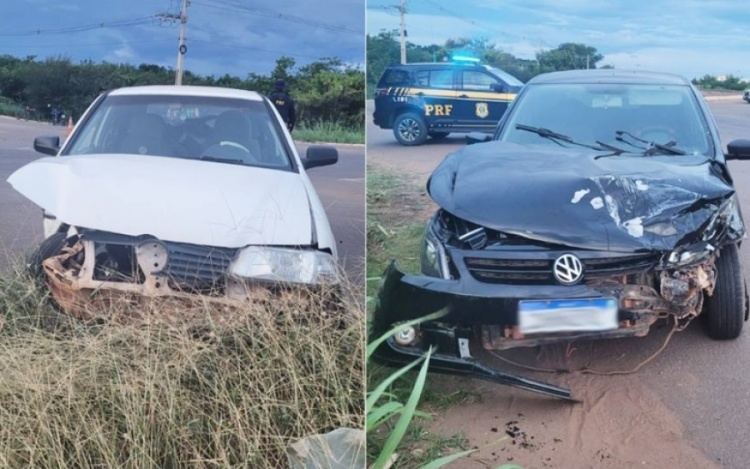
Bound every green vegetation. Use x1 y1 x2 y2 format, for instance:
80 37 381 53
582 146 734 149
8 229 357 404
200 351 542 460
294 121 364 144
692 74 749 91
366 33 606 96
0 266 364 469
0 54 364 141
366 166 486 468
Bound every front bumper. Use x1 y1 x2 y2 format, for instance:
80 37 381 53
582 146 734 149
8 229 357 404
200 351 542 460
370 257 712 400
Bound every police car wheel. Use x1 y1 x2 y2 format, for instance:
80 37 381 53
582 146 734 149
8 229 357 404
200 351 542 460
393 113 427 146
428 131 449 140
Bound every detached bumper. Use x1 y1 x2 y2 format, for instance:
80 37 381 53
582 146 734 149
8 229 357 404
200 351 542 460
370 259 711 400
371 262 584 401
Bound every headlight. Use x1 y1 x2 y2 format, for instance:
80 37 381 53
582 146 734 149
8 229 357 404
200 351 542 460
230 247 339 285
420 224 449 278
664 241 715 267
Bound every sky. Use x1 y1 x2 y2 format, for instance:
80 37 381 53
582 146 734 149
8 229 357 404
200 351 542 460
367 0 750 81
0 0 365 78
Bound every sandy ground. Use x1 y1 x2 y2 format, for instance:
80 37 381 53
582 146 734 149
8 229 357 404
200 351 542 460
428 329 718 468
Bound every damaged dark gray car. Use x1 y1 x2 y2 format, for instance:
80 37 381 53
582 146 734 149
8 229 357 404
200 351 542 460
371 70 750 400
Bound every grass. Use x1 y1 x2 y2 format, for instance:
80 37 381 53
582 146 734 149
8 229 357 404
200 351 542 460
294 121 364 145
0 264 364 469
366 165 484 468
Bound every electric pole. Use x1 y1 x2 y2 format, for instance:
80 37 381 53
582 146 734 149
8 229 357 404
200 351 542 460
158 0 190 85
399 0 406 64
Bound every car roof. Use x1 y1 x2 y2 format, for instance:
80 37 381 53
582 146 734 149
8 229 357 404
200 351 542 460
527 69 691 86
108 85 264 101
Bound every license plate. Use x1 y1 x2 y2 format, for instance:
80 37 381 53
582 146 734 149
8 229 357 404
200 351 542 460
518 298 618 335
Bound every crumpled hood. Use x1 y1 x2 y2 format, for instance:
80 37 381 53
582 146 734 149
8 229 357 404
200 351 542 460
8 154 313 248
428 142 738 252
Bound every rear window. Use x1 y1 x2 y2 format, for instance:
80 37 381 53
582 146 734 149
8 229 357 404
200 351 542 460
378 68 411 87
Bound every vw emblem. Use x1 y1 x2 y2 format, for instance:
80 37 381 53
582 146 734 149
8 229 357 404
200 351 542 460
553 253 583 285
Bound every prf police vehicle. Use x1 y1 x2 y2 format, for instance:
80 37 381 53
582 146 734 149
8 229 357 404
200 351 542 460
373 58 524 146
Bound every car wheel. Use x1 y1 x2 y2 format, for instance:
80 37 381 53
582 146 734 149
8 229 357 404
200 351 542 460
705 243 746 340
393 113 427 146
429 131 450 140
28 232 67 280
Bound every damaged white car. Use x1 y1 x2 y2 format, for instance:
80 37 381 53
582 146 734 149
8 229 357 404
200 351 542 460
8 85 340 315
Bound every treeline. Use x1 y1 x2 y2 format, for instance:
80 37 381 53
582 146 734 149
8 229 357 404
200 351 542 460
367 32 606 95
692 74 748 91
0 54 364 129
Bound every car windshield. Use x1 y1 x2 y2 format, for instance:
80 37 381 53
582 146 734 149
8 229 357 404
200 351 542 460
500 83 711 156
485 66 524 88
66 94 293 170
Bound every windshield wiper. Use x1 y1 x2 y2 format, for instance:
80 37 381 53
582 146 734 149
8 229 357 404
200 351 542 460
615 130 686 156
516 124 624 153
200 155 246 165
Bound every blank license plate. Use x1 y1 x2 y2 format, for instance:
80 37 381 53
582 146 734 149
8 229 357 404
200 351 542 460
518 298 618 335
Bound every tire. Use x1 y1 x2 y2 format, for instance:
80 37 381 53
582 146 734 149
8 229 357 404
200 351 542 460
429 131 450 140
393 112 428 146
28 232 67 280
705 243 746 340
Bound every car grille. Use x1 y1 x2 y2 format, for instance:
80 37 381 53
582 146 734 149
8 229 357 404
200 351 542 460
163 242 238 290
464 253 657 284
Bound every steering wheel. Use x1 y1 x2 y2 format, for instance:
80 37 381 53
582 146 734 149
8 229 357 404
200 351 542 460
636 126 677 143
219 140 250 153
203 141 257 163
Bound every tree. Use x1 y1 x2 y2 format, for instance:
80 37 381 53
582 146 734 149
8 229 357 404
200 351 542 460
536 43 603 72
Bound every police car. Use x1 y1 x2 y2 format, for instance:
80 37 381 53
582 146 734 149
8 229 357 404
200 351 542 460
373 57 524 146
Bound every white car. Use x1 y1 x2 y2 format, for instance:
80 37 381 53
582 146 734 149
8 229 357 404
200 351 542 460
8 85 340 314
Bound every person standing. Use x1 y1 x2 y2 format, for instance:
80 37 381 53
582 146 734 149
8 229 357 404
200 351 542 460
268 79 296 132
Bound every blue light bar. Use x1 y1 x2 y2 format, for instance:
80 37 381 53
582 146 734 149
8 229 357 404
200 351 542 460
451 55 480 63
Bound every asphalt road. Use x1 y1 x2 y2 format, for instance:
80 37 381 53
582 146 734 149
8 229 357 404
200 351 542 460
367 99 750 468
0 117 365 285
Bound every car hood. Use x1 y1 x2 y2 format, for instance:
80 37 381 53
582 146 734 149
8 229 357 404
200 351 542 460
8 154 313 248
427 142 740 252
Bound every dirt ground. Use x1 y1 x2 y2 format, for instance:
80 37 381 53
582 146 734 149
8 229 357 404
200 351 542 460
427 332 719 468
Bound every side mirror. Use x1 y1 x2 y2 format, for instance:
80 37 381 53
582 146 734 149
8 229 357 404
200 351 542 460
466 132 492 145
303 145 338 169
34 136 60 156
726 139 750 160
491 83 509 93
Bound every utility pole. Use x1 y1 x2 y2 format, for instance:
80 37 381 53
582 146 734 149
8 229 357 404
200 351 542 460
175 0 189 85
399 0 406 64
158 0 190 85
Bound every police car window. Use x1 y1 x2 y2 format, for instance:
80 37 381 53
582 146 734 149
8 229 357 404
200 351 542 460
461 71 497 91
380 69 410 86
429 69 454 89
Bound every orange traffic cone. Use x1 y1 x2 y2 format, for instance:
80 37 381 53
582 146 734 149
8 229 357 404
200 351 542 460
66 116 73 136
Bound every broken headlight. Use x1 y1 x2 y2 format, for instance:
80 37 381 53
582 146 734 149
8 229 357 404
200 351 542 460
664 241 716 267
230 247 339 285
420 222 450 278
663 198 733 267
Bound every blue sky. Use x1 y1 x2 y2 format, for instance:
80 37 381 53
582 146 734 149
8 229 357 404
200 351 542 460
0 0 364 77
367 0 750 81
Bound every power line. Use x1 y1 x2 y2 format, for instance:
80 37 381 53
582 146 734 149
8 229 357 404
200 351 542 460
192 0 363 35
188 39 325 61
0 15 158 37
0 39 174 49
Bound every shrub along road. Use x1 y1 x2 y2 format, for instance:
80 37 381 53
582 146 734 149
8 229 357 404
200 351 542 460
0 117 365 285
367 99 750 468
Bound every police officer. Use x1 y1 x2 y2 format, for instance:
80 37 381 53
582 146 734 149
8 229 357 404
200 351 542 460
268 79 296 132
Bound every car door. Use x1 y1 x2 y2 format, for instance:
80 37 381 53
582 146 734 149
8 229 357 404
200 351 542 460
411 68 459 129
454 69 515 130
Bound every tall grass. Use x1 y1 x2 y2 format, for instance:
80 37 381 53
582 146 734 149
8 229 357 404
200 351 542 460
294 121 364 145
0 268 364 468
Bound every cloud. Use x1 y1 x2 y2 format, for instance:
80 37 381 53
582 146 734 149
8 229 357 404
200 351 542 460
367 0 750 78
